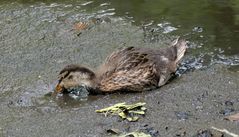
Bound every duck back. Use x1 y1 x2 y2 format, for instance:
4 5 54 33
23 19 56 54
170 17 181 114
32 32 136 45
97 38 187 92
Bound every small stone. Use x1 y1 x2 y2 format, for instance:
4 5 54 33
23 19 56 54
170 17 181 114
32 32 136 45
192 26 203 32
194 129 212 137
219 108 234 116
140 124 159 137
165 127 169 130
225 100 233 106
143 124 149 127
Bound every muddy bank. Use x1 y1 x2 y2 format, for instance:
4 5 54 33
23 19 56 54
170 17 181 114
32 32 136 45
1 65 239 137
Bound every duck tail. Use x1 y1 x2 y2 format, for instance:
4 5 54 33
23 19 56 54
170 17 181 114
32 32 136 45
172 37 187 63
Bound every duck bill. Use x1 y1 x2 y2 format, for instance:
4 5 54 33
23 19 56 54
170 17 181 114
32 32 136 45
52 84 63 96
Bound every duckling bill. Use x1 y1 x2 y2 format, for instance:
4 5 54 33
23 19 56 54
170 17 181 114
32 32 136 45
53 37 187 95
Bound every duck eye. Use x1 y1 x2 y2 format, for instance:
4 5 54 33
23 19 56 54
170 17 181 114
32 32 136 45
68 75 73 79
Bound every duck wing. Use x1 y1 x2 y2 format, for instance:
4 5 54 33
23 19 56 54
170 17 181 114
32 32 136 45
97 38 187 92
97 47 159 92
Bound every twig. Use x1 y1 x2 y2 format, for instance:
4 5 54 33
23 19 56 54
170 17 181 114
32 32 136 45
211 126 239 137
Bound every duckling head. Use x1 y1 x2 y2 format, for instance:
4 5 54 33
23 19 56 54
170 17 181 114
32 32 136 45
53 64 96 96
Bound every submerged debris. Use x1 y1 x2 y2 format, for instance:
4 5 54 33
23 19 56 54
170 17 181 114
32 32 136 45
95 102 146 122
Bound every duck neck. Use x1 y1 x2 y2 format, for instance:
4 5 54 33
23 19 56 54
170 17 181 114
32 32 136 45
85 74 103 94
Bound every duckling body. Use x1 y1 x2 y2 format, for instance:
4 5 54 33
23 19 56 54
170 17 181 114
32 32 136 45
54 38 187 95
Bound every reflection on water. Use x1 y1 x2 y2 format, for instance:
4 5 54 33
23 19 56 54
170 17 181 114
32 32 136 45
106 0 239 70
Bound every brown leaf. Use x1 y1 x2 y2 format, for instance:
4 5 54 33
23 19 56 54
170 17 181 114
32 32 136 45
224 112 239 121
73 22 88 31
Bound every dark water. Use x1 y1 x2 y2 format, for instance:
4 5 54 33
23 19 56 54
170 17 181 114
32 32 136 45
90 0 239 70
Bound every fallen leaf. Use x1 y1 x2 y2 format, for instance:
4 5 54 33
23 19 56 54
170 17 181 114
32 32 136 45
96 102 146 122
128 110 145 115
95 102 126 113
225 112 239 121
118 111 127 119
126 116 139 122
141 107 147 111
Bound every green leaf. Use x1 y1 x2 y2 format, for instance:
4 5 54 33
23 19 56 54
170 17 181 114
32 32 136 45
95 102 146 122
141 107 147 111
126 116 139 122
118 112 127 119
128 110 145 115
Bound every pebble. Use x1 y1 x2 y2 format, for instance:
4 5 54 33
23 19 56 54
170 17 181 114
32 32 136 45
192 26 203 32
219 108 234 116
175 111 189 120
194 129 212 137
224 100 233 106
140 124 159 137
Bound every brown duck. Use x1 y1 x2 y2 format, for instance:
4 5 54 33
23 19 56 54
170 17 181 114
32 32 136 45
54 37 187 95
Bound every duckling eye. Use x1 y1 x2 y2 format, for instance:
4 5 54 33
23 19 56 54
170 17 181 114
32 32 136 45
68 75 73 79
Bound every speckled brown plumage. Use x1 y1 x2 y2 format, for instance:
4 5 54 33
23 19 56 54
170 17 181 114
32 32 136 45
54 37 187 95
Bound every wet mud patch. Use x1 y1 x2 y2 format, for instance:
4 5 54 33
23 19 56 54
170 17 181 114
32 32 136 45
1 66 239 137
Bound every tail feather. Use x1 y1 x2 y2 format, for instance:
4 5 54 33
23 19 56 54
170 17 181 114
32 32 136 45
172 37 187 63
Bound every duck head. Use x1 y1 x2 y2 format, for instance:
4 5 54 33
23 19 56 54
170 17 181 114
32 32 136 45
53 64 96 96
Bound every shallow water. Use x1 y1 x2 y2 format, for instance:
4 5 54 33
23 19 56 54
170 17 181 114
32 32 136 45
0 0 239 136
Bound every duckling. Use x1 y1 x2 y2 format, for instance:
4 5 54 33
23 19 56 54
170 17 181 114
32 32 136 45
53 37 187 95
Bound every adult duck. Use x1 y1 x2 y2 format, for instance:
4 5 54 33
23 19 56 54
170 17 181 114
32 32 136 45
53 37 187 95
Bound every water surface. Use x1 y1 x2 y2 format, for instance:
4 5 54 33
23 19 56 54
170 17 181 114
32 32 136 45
1 0 238 71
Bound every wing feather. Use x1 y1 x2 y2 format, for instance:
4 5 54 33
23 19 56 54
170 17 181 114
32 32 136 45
97 47 158 92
